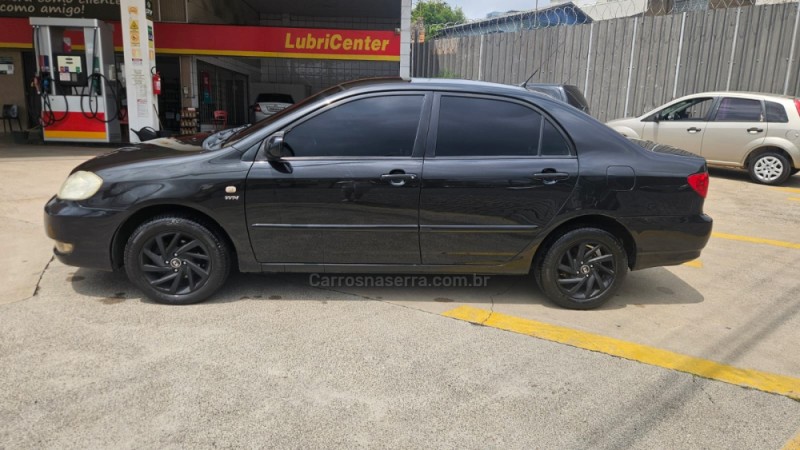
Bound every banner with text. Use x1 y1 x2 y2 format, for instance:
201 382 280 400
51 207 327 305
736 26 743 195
0 0 122 20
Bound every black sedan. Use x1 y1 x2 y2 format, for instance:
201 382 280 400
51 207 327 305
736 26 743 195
44 78 713 310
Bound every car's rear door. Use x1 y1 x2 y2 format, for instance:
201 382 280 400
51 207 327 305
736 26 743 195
245 92 431 265
701 96 767 165
419 94 578 266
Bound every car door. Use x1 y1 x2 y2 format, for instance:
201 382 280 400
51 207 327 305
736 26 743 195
701 97 767 165
245 92 431 265
419 94 578 266
641 96 715 155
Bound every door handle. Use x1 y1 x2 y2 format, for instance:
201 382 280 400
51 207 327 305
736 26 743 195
747 127 764 134
687 127 702 133
380 173 417 187
532 171 570 185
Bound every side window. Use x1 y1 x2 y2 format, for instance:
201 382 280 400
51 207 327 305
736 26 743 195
541 120 571 156
714 98 764 122
283 95 424 157
656 98 714 121
435 96 544 157
766 101 789 123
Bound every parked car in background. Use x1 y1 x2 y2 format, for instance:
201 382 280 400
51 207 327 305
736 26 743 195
45 78 712 310
252 93 295 122
524 83 591 114
607 92 800 185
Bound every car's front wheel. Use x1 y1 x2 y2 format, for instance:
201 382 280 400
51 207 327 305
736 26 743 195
537 228 628 310
749 152 792 185
124 215 231 305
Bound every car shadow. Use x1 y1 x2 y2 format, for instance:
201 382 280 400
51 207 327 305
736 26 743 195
708 166 800 188
68 266 704 311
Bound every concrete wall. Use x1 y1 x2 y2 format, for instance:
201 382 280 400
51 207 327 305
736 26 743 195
0 50 27 132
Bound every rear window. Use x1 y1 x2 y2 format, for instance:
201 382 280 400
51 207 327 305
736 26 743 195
256 93 294 104
564 86 590 112
765 101 789 123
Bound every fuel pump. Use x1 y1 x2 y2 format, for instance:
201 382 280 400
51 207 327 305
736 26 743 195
30 17 122 143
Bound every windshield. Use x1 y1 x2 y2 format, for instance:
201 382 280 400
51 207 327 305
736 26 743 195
223 84 345 149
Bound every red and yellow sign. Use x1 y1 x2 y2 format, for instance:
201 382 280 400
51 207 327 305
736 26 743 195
0 18 400 62
155 24 400 61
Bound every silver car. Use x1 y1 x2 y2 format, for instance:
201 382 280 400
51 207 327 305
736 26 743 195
607 92 800 185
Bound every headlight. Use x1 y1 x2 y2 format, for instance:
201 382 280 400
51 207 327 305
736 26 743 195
57 171 104 201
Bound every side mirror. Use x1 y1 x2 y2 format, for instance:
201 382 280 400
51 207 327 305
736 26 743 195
264 134 286 161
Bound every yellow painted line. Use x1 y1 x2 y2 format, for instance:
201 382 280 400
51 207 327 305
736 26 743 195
682 259 703 268
773 187 800 194
712 232 800 250
784 429 800 450
788 197 800 203
442 305 800 400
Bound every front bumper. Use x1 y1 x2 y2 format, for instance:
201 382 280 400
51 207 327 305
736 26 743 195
620 214 713 270
44 196 124 271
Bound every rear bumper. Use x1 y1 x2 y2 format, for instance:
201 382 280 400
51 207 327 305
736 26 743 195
620 214 713 270
44 196 123 271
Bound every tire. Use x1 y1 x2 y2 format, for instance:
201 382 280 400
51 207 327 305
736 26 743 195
748 152 792 185
124 215 231 305
536 228 628 310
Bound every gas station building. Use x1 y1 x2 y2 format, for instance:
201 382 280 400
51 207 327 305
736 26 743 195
0 0 411 143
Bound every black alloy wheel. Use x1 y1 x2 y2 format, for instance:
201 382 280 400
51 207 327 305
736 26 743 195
139 231 212 295
537 228 627 310
125 215 231 305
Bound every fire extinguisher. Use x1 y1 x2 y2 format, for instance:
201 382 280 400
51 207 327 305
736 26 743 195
152 69 162 96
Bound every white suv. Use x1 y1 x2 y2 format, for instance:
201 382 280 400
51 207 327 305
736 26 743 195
607 92 800 185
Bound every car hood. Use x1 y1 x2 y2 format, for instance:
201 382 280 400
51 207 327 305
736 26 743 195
75 133 214 173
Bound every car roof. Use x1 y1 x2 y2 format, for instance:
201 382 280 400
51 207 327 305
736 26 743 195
337 77 534 96
678 91 797 101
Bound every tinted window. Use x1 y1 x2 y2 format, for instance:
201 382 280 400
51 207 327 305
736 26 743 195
564 86 590 112
436 96 543 157
541 120 571 156
283 95 424 157
766 101 789 123
256 93 294 103
714 98 763 122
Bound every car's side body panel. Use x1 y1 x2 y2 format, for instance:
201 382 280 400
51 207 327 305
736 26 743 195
44 78 712 286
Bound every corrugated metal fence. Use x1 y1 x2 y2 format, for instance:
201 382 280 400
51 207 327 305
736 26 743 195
411 2 800 122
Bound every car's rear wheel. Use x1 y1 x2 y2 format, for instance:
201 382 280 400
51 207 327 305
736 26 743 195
749 152 791 185
124 215 231 305
537 228 627 310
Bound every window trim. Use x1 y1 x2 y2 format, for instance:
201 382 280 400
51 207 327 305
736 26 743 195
273 91 433 160
426 92 577 159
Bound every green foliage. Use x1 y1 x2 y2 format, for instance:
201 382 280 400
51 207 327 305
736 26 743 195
412 0 467 28
436 69 460 79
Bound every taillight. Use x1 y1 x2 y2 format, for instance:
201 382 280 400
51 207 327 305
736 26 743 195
688 172 709 198
795 99 800 118
254 104 262 113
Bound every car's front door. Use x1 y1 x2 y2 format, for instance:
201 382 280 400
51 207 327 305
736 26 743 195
641 97 715 156
701 97 767 165
245 93 430 265
419 94 579 266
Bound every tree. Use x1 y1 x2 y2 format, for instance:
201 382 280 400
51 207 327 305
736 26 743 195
412 0 467 31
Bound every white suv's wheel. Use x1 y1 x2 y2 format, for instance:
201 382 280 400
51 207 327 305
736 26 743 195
749 152 791 185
